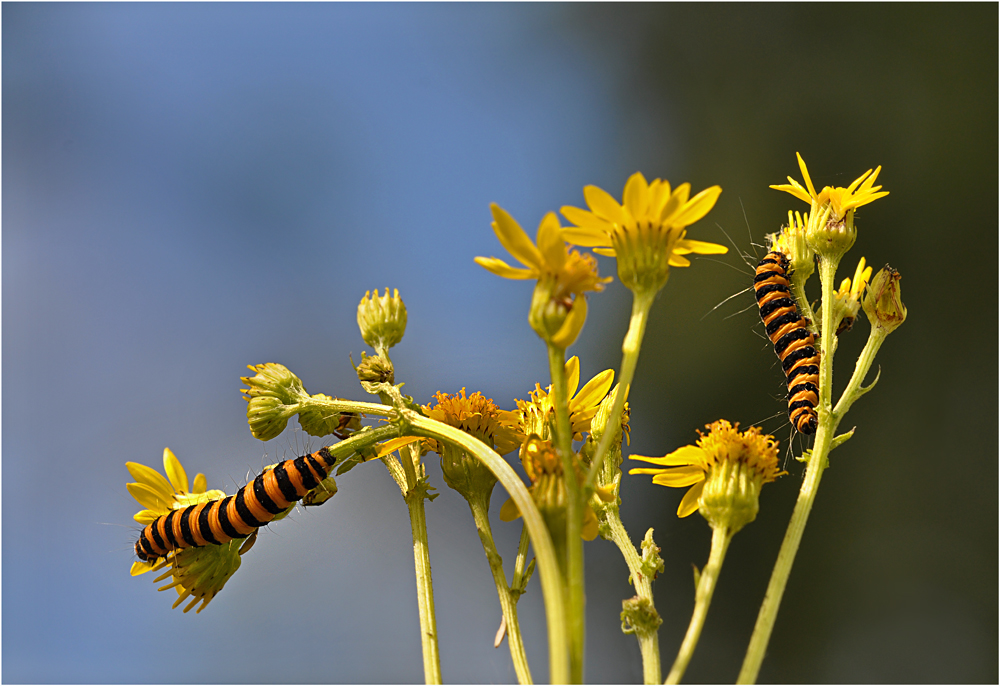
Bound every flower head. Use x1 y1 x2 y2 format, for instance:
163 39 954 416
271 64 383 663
833 256 873 335
127 448 250 613
629 420 783 532
561 172 726 294
517 356 615 442
498 435 612 541
771 153 888 260
771 153 889 222
476 205 610 348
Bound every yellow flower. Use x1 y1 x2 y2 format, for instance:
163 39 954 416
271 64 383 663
833 256 873 335
475 204 610 293
498 435 614 541
629 420 783 532
769 210 816 282
771 152 889 222
517 356 615 441
423 388 524 456
560 172 726 294
127 448 251 613
475 204 610 347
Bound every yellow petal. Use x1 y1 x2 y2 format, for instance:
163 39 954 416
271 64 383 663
668 253 691 267
536 212 566 272
594 484 617 503
499 497 522 522
623 172 650 220
564 356 581 400
677 481 705 517
673 238 728 256
474 256 537 280
131 560 156 576
593 247 617 257
560 225 613 248
551 295 587 349
163 448 190 494
192 473 207 494
490 204 544 270
629 445 705 467
126 482 172 511
796 152 818 199
660 182 691 222
770 181 813 205
582 507 600 541
649 179 672 216
672 185 722 227
584 185 632 229
560 205 615 235
651 466 706 488
133 509 160 524
376 437 421 458
571 369 613 414
126 461 173 497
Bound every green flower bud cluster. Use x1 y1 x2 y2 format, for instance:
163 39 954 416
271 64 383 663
240 363 354 442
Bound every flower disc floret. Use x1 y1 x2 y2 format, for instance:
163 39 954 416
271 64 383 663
560 172 727 294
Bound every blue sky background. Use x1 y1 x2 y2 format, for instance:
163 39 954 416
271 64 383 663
4 4 996 684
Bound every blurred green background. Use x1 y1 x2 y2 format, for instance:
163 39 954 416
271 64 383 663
5 3 996 683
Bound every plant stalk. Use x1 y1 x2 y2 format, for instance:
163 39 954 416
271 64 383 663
666 525 733 684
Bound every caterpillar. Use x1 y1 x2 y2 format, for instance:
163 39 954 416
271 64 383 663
753 251 819 435
134 447 335 562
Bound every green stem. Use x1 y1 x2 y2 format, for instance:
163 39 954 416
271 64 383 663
400 442 441 684
406 412 570 683
833 325 886 418
547 343 585 684
737 255 841 684
666 526 733 684
586 288 656 488
468 492 533 684
601 509 661 684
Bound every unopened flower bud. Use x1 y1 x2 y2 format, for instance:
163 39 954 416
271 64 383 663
355 353 394 384
862 265 907 335
357 288 407 353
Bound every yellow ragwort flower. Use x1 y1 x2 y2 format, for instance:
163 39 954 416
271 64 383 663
475 204 610 294
560 172 727 294
424 388 525 457
476 204 610 347
771 152 889 222
517 356 615 442
127 448 251 613
499 435 614 541
629 420 783 532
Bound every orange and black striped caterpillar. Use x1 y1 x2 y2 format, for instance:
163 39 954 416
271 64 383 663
753 251 819 435
135 448 335 562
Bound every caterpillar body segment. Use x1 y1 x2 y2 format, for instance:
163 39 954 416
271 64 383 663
753 251 819 435
135 448 335 562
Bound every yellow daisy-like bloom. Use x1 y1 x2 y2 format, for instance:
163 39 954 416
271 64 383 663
833 256 873 335
629 420 783 532
771 152 889 222
475 204 610 348
517 356 615 441
498 435 614 541
127 448 252 613
560 172 727 294
475 204 610 293
423 388 524 456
